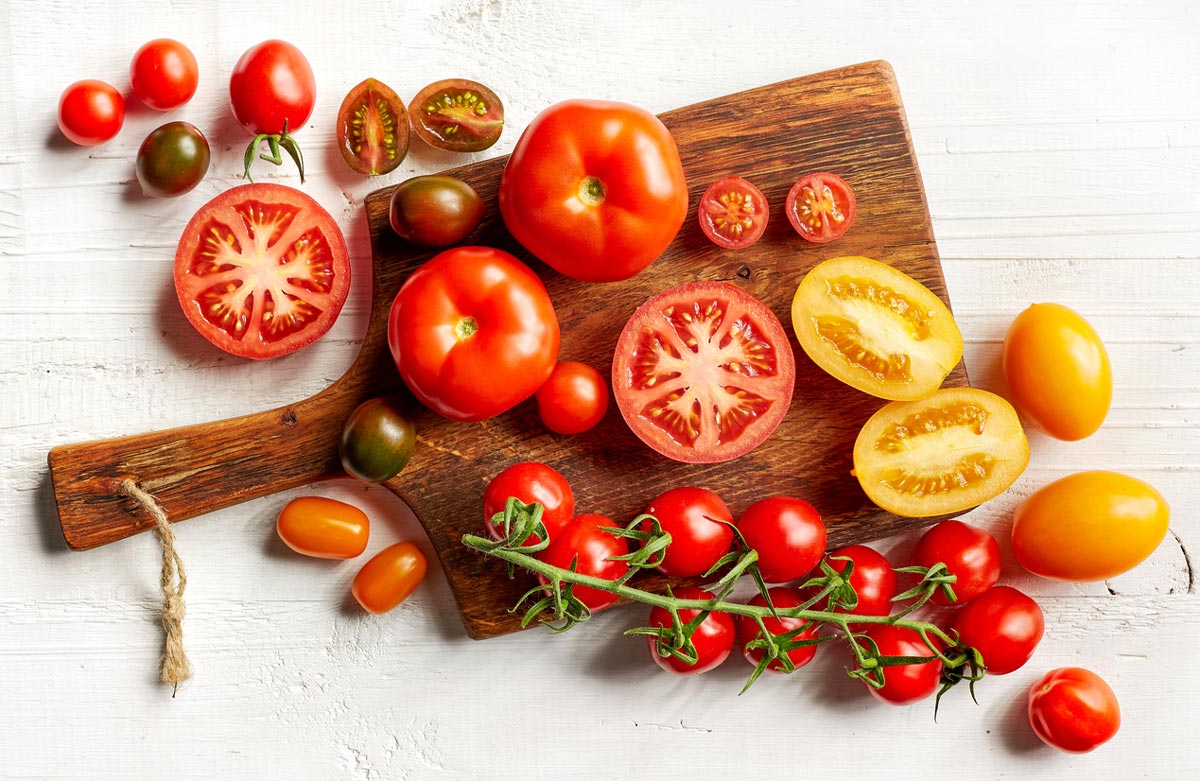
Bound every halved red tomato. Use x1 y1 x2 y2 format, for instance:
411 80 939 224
174 183 350 360
612 281 795 463
336 78 409 176
409 79 504 152
697 176 769 250
785 172 856 243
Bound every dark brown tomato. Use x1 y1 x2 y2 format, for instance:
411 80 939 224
388 175 485 248
339 396 417 483
409 79 504 152
336 78 410 176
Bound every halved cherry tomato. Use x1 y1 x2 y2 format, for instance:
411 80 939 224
647 586 734 675
57 80 124 146
735 587 819 673
536 361 610 435
953 585 1044 675
612 281 795 463
276 496 369 559
785 172 856 243
352 542 427 614
536 514 629 612
642 487 733 578
909 519 1001 605
409 79 504 152
1028 667 1120 753
483 462 575 544
736 496 826 584
130 39 199 111
339 397 416 484
173 183 351 360
336 78 409 176
792 256 963 401
853 388 1030 517
860 625 942 705
697 176 769 249
389 175 484 248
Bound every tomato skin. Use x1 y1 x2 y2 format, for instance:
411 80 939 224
1028 667 1120 753
352 542 427 614
910 520 1001 605
953 586 1044 675
535 361 610 435
483 462 575 544
499 99 688 282
735 587 819 672
1011 471 1170 581
1003 303 1112 441
389 175 483 248
276 496 369 559
697 176 769 249
736 496 826 584
388 247 560 422
805 545 897 619
130 39 199 110
647 587 734 675
336 78 409 176
229 40 315 135
642 487 734 578
57 80 124 146
136 122 210 198
861 625 942 705
536 514 629 612
339 397 416 484
785 172 856 243
409 79 504 153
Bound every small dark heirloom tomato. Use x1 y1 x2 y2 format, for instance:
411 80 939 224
535 361 609 435
785 172 856 243
276 496 369 559
340 396 416 483
136 121 211 198
409 79 504 152
647 586 735 675
697 176 769 249
389 175 484 247
735 587 819 673
336 78 409 176
353 542 428 614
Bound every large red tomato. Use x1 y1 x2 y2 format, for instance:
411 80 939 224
498 99 688 282
388 247 559 422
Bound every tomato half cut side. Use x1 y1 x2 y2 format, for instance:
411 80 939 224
697 176 769 249
785 172 856 243
612 281 795 463
336 78 410 176
409 79 504 152
173 183 351 360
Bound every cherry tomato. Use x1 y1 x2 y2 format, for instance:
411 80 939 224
352 542 427 614
483 462 575 544
339 397 416 483
135 121 210 198
735 587 819 673
173 183 350 359
953 586 1044 675
130 39 199 110
860 624 942 705
409 79 504 153
697 176 769 249
805 545 897 619
276 496 369 559
785 172 856 243
388 246 559 422
389 175 484 248
1028 667 1120 753
536 514 629 612
642 487 734 578
499 99 688 282
57 80 124 146
792 256 962 401
336 78 409 176
229 40 315 181
736 496 826 584
854 388 1030 518
1011 471 1169 581
910 520 1000 605
612 281 795 463
647 586 734 675
1003 303 1112 441
535 361 610 435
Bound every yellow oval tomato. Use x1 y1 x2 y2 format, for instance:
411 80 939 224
1003 303 1112 441
853 388 1029 517
792 256 963 401
1011 471 1169 581
276 496 370 559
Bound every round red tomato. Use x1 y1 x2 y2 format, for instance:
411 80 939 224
388 247 560 422
498 99 688 282
173 183 350 359
910 520 1001 606
736 496 826 583
483 462 575 544
536 361 610 435
611 281 795 463
805 545 897 619
785 172 856 243
642 487 733 578
130 38 199 110
536 514 629 612
697 176 769 249
647 586 734 675
57 80 124 146
1028 667 1120 753
229 40 315 181
953 585 1044 675
735 587 819 673
860 624 943 705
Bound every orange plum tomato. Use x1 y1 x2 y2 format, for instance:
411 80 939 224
336 78 409 176
276 496 369 559
535 361 610 435
352 542 428 614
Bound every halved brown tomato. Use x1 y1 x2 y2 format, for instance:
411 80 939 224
336 78 409 176
791 256 963 401
173 183 351 360
697 176 769 249
785 172 856 243
853 388 1029 517
409 79 504 152
612 281 795 463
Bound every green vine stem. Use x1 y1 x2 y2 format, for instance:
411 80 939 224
242 119 306 183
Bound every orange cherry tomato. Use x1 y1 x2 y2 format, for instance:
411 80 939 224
352 542 428 614
536 361 610 435
276 496 370 559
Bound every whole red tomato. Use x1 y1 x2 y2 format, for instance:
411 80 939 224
953 585 1044 675
735 587 819 673
642 487 734 578
736 496 826 583
483 462 575 544
536 514 629 612
130 39 199 110
535 361 609 435
229 40 315 180
647 586 734 675
910 520 1001 605
498 99 688 282
860 624 942 705
1028 667 1120 753
388 246 560 422
57 80 124 146
805 545 897 619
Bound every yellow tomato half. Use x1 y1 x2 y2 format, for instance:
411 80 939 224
1011 471 1169 581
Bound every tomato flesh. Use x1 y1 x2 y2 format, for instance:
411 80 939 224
409 79 504 152
785 172 856 243
337 78 409 176
698 176 769 249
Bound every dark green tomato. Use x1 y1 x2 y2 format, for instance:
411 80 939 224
135 121 210 197
340 396 417 483
388 175 484 248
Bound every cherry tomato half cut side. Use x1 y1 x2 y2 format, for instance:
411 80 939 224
697 176 769 249
336 78 409 176
409 79 504 152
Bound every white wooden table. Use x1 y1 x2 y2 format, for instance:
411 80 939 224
3 1 1197 778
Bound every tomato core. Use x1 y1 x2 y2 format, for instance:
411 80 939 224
578 176 606 206
455 316 479 340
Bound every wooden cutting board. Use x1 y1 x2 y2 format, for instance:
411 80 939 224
49 60 967 639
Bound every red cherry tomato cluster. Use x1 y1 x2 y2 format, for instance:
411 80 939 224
696 171 856 249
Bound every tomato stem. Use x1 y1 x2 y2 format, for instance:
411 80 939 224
578 176 606 206
455 316 479 340
242 119 307 183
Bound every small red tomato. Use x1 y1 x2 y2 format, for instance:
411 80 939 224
735 587 819 673
276 496 369 559
536 361 610 435
483 462 575 544
910 519 1001 605
57 80 125 146
785 172 856 243
805 545 897 619
352 542 427 614
642 487 734 578
861 624 943 705
130 38 199 110
736 496 826 583
953 586 1044 675
1029 667 1121 753
647 586 734 675
536 514 629 612
697 176 769 249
